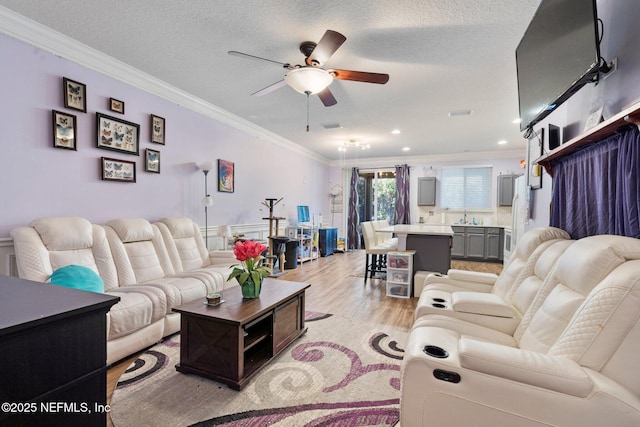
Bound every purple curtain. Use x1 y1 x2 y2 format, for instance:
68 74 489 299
550 125 640 239
394 164 411 224
347 167 360 249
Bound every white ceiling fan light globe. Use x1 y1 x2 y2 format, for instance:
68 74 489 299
285 67 333 94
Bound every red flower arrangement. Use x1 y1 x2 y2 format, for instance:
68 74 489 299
228 240 271 296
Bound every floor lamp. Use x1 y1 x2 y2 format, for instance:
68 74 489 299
197 161 215 250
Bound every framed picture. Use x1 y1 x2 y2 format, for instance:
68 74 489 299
96 113 140 155
109 98 125 114
63 77 86 113
151 114 165 144
527 128 543 190
218 159 234 193
101 157 136 182
145 149 160 173
584 105 604 132
52 110 77 150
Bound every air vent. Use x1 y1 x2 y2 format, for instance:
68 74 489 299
448 110 473 117
323 123 343 130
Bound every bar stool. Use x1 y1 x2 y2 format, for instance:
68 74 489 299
362 221 391 283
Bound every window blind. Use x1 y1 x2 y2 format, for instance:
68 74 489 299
440 167 492 209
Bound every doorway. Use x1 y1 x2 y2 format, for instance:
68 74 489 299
357 170 396 224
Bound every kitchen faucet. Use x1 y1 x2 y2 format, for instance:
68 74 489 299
464 210 467 224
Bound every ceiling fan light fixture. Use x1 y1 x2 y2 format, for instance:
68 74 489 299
285 67 333 94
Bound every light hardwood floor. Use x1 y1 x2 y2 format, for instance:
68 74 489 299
105 249 502 426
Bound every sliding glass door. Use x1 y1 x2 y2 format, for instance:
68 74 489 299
357 170 396 224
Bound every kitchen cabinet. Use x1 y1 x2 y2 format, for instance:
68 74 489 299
497 174 521 206
485 227 503 260
417 177 436 206
451 226 465 257
451 226 504 262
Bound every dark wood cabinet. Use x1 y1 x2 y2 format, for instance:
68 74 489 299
0 275 119 427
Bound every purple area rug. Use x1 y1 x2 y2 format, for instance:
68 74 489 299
110 312 407 426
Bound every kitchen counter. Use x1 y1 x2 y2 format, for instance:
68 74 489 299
377 224 454 236
377 224 453 279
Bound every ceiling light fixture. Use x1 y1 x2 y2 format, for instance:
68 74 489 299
391 129 401 134
285 67 333 94
402 147 411 151
498 140 508 145
338 139 370 151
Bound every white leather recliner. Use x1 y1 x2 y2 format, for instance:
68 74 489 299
415 226 570 295
104 218 210 335
413 238 574 334
10 217 166 365
401 234 640 426
155 216 237 290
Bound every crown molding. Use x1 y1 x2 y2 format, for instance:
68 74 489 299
0 6 330 164
329 148 524 168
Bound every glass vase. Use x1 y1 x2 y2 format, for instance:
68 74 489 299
241 276 262 299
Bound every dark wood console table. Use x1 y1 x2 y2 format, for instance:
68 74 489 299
0 275 119 427
173 279 310 390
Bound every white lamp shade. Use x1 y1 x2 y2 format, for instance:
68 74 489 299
197 161 215 172
285 67 333 94
216 225 233 239
202 196 214 207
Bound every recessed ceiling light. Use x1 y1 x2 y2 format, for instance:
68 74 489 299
498 140 508 145
323 123 343 130
391 129 401 134
448 109 473 117
512 118 521 124
402 147 411 151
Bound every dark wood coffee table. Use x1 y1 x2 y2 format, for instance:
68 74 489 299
173 278 310 390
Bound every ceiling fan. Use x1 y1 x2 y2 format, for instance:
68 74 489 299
228 30 389 108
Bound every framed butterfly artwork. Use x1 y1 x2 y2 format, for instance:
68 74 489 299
145 149 160 173
63 77 86 113
96 112 140 155
101 157 136 183
109 98 125 114
150 114 165 144
52 110 77 150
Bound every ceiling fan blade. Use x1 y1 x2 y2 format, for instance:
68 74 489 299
329 69 390 84
305 30 346 67
228 50 291 68
317 88 337 107
251 79 287 96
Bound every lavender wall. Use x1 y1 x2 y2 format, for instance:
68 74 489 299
527 0 640 229
0 33 331 237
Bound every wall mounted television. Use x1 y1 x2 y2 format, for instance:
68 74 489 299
516 0 601 132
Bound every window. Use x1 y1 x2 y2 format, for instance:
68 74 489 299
440 167 492 210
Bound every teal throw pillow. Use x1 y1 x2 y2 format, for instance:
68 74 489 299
49 265 104 293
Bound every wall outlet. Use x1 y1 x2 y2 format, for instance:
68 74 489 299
601 57 618 81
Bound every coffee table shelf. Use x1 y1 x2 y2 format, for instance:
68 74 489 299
173 279 309 390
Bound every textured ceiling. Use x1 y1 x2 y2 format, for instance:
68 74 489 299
0 0 541 161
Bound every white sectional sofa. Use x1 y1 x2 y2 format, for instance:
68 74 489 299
401 233 640 426
10 216 237 365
